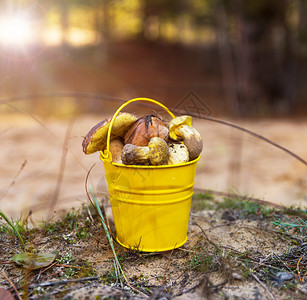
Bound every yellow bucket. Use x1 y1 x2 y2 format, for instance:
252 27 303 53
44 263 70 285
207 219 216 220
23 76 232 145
100 98 200 252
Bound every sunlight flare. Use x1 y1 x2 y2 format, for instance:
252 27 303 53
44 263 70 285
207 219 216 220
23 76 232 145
0 15 34 46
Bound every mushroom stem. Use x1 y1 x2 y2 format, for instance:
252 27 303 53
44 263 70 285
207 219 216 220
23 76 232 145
121 144 151 165
121 137 169 165
168 143 189 165
109 139 124 163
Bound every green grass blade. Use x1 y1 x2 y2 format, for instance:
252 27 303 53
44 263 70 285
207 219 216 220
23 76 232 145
88 186 125 281
0 209 26 250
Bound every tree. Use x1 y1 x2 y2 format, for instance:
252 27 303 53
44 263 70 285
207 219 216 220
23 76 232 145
215 0 298 115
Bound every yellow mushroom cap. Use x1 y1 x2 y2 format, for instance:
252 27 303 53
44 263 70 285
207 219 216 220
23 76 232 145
169 115 192 141
169 115 203 160
82 112 137 154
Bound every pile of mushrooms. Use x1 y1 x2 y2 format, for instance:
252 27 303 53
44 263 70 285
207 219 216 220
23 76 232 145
82 113 203 166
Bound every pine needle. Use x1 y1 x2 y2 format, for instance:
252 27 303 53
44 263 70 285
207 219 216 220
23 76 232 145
273 216 307 237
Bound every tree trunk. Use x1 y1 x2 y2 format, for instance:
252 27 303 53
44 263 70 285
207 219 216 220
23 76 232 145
94 0 110 64
59 1 69 48
215 1 241 116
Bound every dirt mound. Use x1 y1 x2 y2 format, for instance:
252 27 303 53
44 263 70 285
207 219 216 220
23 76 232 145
0 196 306 299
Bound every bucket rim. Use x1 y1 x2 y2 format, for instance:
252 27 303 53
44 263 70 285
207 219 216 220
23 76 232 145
100 155 200 169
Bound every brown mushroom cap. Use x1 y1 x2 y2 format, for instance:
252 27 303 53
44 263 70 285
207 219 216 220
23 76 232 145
82 112 137 154
124 114 169 146
169 115 203 160
178 125 203 160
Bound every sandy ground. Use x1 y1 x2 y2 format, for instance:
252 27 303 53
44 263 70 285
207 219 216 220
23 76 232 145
0 113 306 221
1 200 305 299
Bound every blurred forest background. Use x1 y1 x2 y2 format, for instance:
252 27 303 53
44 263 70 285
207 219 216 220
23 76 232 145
1 0 307 117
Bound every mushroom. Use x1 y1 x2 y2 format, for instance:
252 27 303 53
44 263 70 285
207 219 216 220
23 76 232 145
82 112 137 154
121 137 169 165
168 143 189 165
124 114 169 146
168 115 203 160
109 139 124 163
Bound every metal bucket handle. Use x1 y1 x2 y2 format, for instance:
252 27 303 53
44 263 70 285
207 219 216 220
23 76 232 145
100 97 176 162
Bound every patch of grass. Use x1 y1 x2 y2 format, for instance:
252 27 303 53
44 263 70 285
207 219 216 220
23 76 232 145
57 252 75 265
101 267 122 284
187 246 219 272
282 206 307 217
55 252 97 279
131 273 146 282
0 209 27 250
76 226 89 240
193 193 307 224
56 253 78 279
217 197 273 217
41 218 60 234
83 265 97 278
62 209 80 230
192 193 276 219
63 267 77 279
40 206 92 242
191 193 216 210
241 266 251 279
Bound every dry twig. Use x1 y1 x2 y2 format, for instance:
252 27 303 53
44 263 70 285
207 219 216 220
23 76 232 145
251 273 275 300
0 272 22 300
28 276 99 288
0 160 27 201
48 120 74 218
162 246 176 286
296 255 307 283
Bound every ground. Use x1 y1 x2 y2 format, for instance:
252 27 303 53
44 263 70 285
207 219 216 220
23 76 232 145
0 112 307 298
0 195 306 299
0 41 306 299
